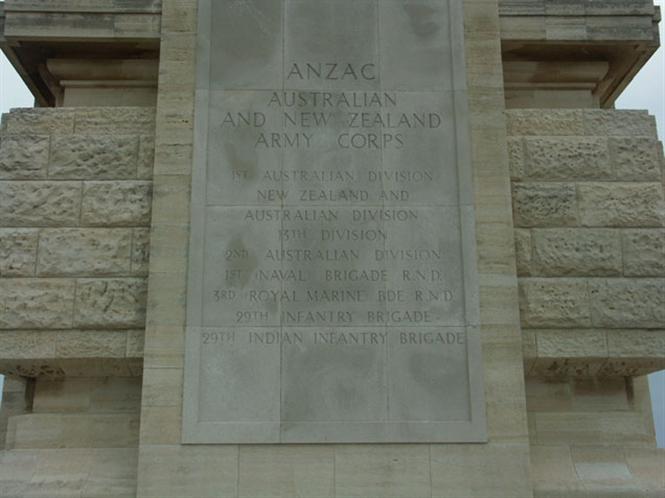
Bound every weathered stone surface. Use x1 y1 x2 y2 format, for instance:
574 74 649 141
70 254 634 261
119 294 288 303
131 228 151 276
590 279 665 328
0 134 49 179
514 228 533 276
606 329 665 358
74 278 147 328
81 181 152 226
0 181 82 226
0 330 57 359
0 279 75 329
507 137 526 180
525 137 611 180
2 108 75 134
584 110 658 137
578 183 664 227
138 135 156 179
56 330 129 358
73 107 156 134
37 229 132 277
622 229 665 276
49 135 138 179
0 228 38 277
519 279 591 327
506 110 584 136
531 229 622 276
534 329 608 358
611 138 663 181
512 183 578 227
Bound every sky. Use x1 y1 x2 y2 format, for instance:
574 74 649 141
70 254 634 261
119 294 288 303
0 4 664 448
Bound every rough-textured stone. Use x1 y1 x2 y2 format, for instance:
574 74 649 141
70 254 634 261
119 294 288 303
81 181 152 226
507 137 525 180
131 228 151 276
37 229 132 277
512 183 578 227
525 137 611 180
531 229 622 276
590 279 665 328
2 108 76 134
606 329 665 358
74 108 156 134
0 181 82 226
519 278 591 327
0 228 38 277
0 279 75 329
506 110 584 136
56 330 129 358
611 137 663 181
622 229 665 276
49 135 138 179
75 278 148 328
0 134 50 179
138 135 156 179
514 228 533 276
577 183 664 227
584 110 658 137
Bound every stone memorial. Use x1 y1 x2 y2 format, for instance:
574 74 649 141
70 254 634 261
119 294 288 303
183 0 486 444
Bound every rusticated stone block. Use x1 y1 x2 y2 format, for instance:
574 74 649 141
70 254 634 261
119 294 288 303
534 328 608 359
506 110 584 136
138 135 156 179
37 229 133 277
81 181 152 226
514 229 533 276
55 330 129 358
2 108 75 134
584 110 658 137
590 279 665 328
74 107 156 134
578 183 664 227
0 181 81 226
0 134 49 179
0 228 38 277
507 137 525 180
525 137 611 180
519 278 591 327
611 138 663 181
531 229 622 276
0 279 75 329
49 135 138 179
622 229 665 276
132 228 151 276
606 329 665 358
512 183 578 227
74 278 148 328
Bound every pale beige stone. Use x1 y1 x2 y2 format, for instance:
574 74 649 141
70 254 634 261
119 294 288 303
131 228 151 276
137 445 238 498
589 279 665 328
622 229 665 276
37 228 132 277
507 137 526 180
0 228 38 277
611 137 663 181
584 109 658 137
506 109 584 136
74 108 156 134
137 135 156 180
81 181 152 227
2 108 76 134
519 279 591 327
512 183 578 227
74 278 147 328
50 135 139 179
431 444 532 498
141 367 182 407
525 137 611 180
335 445 431 498
55 330 129 358
238 446 334 498
0 181 82 227
0 279 75 329
531 228 622 276
514 228 533 276
0 134 49 179
578 182 664 227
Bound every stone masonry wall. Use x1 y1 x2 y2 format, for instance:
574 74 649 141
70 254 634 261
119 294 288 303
0 107 155 378
508 109 665 378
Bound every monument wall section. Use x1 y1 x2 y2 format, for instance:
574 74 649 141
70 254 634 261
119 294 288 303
136 0 533 496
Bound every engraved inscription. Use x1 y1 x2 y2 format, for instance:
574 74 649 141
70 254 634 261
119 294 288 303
184 0 486 444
